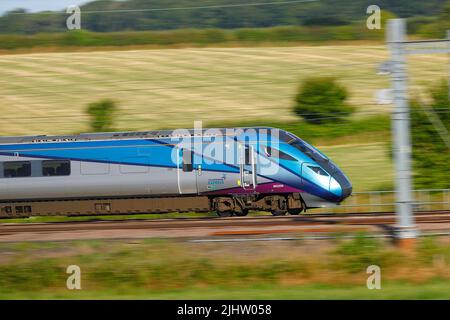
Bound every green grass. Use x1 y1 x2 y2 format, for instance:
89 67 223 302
1 236 450 299
3 281 450 300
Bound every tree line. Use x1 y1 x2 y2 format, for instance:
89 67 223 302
0 0 447 34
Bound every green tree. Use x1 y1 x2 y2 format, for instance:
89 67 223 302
439 0 450 30
0 0 447 34
86 99 117 132
411 79 450 189
294 77 354 124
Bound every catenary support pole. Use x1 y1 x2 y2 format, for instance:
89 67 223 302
387 19 417 247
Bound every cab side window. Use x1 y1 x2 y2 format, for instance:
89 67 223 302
308 166 329 176
264 146 296 161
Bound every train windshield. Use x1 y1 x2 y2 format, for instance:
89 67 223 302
278 130 329 163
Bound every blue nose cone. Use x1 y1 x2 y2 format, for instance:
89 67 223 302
315 160 352 202
341 181 352 200
334 170 352 201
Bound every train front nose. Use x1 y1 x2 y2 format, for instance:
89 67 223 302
340 180 352 200
333 170 352 202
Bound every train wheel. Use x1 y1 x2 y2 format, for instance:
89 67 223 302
216 210 234 217
271 210 287 216
287 208 302 215
235 209 249 217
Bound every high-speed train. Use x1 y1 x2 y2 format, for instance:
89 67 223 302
0 127 352 218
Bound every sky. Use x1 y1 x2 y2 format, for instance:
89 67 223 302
0 1 94 15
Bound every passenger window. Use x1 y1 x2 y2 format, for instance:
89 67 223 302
265 146 296 161
42 160 71 176
3 161 31 178
182 148 193 172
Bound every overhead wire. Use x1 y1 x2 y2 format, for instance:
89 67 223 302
4 0 319 16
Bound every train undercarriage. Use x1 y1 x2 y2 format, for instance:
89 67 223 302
0 193 305 218
211 193 304 217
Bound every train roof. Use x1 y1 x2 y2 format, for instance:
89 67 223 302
0 127 277 144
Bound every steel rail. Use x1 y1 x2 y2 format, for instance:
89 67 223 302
1 210 450 235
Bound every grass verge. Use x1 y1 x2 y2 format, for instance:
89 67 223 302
1 236 450 299
2 281 450 300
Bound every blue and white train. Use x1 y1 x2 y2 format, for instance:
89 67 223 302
0 127 352 217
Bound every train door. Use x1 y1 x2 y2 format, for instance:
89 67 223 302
239 144 257 190
177 147 198 194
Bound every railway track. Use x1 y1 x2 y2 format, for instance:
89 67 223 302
1 211 450 242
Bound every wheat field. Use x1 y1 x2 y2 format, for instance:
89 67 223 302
0 45 446 191
0 45 447 136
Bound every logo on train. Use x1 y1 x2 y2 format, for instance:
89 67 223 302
207 175 226 190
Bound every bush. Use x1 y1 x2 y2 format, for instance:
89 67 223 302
86 99 117 132
294 77 354 124
333 234 401 273
411 79 450 189
439 0 450 32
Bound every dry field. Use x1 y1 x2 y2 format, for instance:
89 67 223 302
0 45 446 191
0 44 447 136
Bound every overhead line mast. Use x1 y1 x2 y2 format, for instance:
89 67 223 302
384 19 450 247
